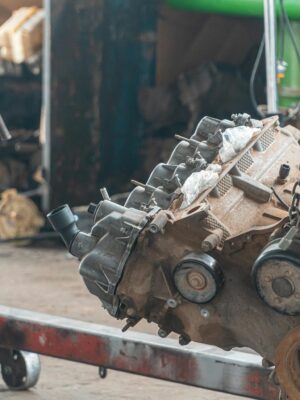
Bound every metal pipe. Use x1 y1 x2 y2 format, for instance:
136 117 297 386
269 0 279 113
264 0 279 114
0 114 11 141
166 0 300 20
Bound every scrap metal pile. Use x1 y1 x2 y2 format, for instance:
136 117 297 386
49 114 300 399
0 115 43 241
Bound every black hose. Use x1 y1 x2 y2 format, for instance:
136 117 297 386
271 186 290 210
249 36 265 117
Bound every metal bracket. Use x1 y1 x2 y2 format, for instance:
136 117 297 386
0 306 279 399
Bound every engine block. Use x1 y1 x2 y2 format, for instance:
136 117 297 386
48 114 300 399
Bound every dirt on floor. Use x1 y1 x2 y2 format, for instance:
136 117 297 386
0 243 250 400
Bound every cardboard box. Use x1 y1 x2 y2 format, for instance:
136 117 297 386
0 6 44 63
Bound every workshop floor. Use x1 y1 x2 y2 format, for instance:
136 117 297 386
0 243 250 400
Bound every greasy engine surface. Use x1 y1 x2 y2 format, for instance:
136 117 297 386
48 114 300 399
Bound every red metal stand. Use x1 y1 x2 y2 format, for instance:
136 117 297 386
0 306 279 399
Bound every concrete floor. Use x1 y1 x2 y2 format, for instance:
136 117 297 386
0 243 250 400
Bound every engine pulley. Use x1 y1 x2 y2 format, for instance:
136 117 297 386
252 241 300 316
173 253 224 304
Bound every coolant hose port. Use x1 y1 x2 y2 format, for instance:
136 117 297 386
47 205 79 249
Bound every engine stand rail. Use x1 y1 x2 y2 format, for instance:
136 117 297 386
0 306 279 399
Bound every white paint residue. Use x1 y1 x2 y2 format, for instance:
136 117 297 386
39 334 47 346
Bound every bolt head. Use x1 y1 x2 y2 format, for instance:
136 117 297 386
179 335 190 346
127 308 136 317
158 329 168 338
187 270 207 290
200 309 210 318
167 299 177 309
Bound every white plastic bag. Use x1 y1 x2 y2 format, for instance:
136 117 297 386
206 164 222 174
219 126 260 163
181 168 220 208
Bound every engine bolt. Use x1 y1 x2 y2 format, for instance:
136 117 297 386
200 309 210 319
179 335 191 346
158 329 169 338
167 299 177 309
127 308 136 317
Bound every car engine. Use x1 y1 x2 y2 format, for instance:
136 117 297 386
48 114 300 399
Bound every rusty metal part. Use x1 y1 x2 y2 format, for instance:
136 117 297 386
201 228 223 252
174 253 224 304
0 189 44 239
0 306 279 399
276 326 300 399
49 114 300 397
255 258 300 315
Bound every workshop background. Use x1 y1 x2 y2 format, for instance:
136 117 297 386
0 0 299 399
